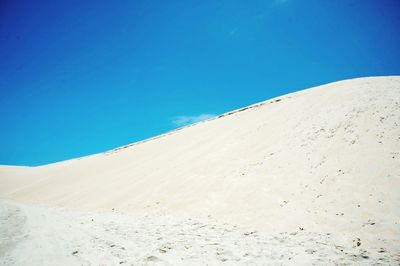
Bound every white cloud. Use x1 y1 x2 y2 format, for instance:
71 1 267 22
229 27 238 36
171 114 216 127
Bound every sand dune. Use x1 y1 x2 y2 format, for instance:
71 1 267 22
1 76 399 265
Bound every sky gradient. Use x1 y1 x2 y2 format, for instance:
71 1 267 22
1 0 400 166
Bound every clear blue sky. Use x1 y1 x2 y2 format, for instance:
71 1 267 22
1 0 399 166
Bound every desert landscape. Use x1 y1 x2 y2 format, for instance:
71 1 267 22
0 76 399 265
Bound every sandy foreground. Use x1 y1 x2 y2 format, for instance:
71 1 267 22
0 200 397 265
1 76 400 265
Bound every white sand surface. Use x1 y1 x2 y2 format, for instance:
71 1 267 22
1 76 399 265
0 200 396 265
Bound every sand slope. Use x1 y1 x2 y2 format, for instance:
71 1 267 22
1 76 399 265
